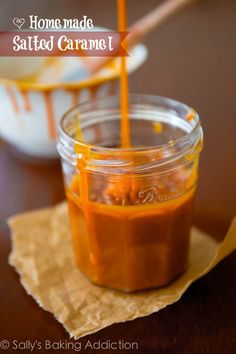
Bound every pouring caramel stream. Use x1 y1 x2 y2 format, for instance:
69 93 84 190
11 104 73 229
117 0 131 148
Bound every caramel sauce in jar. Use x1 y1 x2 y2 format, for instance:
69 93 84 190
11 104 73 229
58 94 203 291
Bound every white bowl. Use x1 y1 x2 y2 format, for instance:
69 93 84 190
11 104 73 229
0 44 147 158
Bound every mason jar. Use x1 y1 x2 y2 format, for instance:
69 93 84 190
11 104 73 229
57 94 203 292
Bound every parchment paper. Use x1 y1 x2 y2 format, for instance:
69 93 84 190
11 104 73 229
8 202 236 339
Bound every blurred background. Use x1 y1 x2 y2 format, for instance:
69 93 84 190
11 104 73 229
0 0 235 237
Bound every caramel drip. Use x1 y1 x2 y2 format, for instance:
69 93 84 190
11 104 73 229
90 84 102 143
6 86 20 114
43 91 57 140
90 84 99 100
109 81 117 95
117 0 130 148
76 145 102 281
20 90 31 112
70 90 80 107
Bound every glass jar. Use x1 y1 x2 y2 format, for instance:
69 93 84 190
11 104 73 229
57 94 203 292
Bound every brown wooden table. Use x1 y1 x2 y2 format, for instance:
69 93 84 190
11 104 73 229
0 0 236 353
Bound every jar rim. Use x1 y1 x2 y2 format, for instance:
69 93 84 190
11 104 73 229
58 93 203 171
